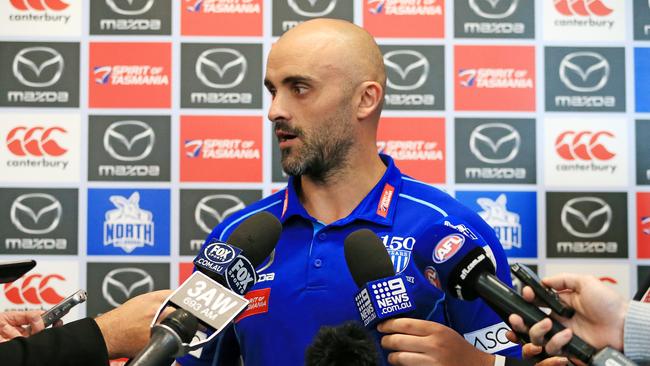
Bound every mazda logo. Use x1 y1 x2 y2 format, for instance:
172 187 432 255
559 52 609 93
105 0 154 16
469 0 519 20
12 47 64 88
561 197 612 238
195 48 247 89
103 120 155 162
384 50 429 91
195 194 246 234
288 0 337 17
469 123 520 164
102 268 154 308
10 193 62 235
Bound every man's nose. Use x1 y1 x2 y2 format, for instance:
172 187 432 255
268 93 291 123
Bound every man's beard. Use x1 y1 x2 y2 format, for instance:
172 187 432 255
276 110 355 183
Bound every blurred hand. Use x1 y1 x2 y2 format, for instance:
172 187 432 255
505 330 568 366
508 273 627 356
0 310 44 342
95 290 174 359
378 318 494 366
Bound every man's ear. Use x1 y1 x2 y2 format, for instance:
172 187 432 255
356 82 383 120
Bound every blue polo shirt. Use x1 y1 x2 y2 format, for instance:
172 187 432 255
178 154 520 366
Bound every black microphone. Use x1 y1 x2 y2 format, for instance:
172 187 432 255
129 309 199 366
343 229 415 328
415 216 636 366
152 212 282 354
305 321 380 366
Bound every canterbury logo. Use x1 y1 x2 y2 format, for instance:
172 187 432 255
554 0 613 17
4 274 66 305
555 131 615 161
10 0 69 11
6 126 68 157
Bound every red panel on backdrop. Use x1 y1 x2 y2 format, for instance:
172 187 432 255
637 192 650 258
179 262 194 285
89 42 171 108
181 0 263 36
363 0 444 38
455 45 536 111
180 115 263 182
377 117 445 184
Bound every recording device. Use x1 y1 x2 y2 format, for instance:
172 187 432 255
130 309 199 366
150 211 282 354
41 289 87 327
343 229 415 328
0 259 36 283
305 321 380 366
418 216 637 366
510 263 575 317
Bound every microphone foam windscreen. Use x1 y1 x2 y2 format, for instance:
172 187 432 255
162 309 199 343
226 211 282 267
344 229 395 288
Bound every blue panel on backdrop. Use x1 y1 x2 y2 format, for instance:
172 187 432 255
636 48 650 112
456 191 537 258
88 188 170 255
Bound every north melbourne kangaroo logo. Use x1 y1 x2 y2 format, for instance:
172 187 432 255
103 192 154 253
477 194 521 249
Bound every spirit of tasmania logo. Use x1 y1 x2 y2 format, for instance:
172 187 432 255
89 42 171 108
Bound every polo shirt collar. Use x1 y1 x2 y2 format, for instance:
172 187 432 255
279 154 402 227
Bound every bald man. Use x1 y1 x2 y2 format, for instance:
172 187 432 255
178 19 521 366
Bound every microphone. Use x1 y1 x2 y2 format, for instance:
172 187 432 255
129 309 198 366
305 321 380 366
343 229 415 328
418 216 636 366
152 211 282 352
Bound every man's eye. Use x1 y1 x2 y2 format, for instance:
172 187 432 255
292 85 308 95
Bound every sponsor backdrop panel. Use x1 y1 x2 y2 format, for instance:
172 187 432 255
0 0 646 322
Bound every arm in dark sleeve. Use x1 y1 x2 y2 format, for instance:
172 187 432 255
0 317 109 366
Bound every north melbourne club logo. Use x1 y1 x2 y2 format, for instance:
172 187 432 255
103 192 154 253
561 197 612 238
10 193 62 235
477 194 522 249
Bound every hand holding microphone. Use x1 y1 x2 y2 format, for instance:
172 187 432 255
129 211 282 366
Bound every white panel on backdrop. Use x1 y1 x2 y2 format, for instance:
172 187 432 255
545 263 630 297
544 116 627 187
543 0 625 41
0 260 81 323
0 113 80 183
0 0 81 37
